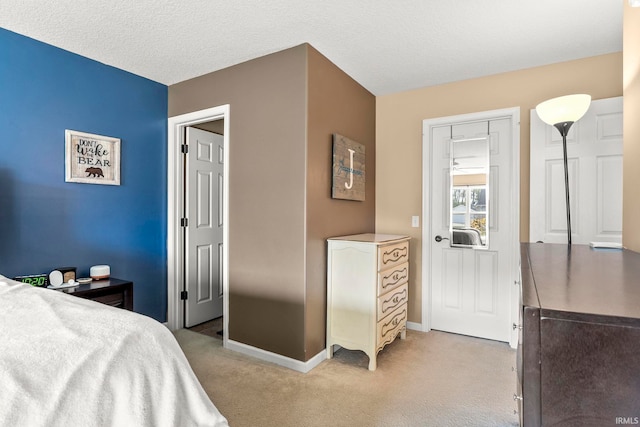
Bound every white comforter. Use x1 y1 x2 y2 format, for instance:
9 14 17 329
0 275 228 427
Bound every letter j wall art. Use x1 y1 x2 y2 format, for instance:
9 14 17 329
332 133 365 201
65 129 121 185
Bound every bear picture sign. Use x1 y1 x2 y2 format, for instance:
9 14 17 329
65 129 121 185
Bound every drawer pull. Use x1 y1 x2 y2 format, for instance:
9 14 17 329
512 323 522 331
381 287 407 316
382 246 407 264
381 309 406 336
381 267 408 289
513 394 523 402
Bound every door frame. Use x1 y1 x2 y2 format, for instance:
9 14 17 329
421 107 520 348
167 105 230 348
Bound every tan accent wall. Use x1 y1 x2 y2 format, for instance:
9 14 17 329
624 4 640 251
376 53 622 323
169 44 375 362
305 46 376 359
169 45 308 360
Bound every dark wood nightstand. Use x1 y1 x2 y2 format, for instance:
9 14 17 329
60 278 133 310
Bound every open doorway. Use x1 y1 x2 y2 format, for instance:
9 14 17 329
167 105 230 348
188 316 223 340
184 123 224 338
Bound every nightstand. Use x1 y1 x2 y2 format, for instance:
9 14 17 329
59 278 133 310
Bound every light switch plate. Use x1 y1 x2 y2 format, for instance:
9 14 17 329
411 216 420 228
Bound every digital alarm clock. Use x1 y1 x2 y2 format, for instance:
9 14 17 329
13 274 49 287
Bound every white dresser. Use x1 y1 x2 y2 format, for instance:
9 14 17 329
326 233 410 370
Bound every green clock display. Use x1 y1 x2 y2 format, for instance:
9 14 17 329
14 274 49 287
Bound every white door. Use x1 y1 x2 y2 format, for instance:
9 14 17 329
184 126 224 327
427 113 518 343
530 97 623 244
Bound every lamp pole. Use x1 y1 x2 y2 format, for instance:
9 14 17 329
535 93 591 245
553 121 574 245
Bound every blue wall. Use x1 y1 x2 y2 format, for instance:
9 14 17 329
0 29 168 321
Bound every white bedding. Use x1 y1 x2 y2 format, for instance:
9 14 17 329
0 275 228 427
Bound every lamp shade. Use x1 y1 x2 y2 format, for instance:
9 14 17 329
535 94 591 126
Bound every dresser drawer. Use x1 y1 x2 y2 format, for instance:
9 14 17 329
377 283 408 320
378 241 409 271
376 304 407 350
377 262 408 295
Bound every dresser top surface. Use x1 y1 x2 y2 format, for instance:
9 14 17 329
521 243 640 319
328 233 410 244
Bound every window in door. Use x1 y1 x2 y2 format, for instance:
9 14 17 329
452 185 487 244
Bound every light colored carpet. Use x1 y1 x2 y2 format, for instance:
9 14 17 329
174 328 519 427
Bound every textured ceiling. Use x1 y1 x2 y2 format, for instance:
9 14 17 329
0 1 623 95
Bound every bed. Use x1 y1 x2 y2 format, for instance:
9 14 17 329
0 275 229 427
452 228 483 246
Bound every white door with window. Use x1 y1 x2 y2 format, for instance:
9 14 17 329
423 109 520 345
184 127 224 327
529 97 622 244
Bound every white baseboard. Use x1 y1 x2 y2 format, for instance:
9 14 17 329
407 321 423 332
226 339 326 373
222 323 424 373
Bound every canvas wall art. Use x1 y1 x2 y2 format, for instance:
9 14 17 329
332 133 365 201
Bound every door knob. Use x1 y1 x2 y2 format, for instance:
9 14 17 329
435 235 450 243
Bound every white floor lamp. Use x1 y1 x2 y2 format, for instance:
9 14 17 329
535 94 591 245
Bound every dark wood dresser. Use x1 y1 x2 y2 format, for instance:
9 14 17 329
518 243 640 426
60 278 133 311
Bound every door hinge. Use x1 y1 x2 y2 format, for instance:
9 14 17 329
181 218 188 227
180 290 188 300
181 144 189 154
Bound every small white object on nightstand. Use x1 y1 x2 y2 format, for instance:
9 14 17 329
90 265 110 280
49 270 63 287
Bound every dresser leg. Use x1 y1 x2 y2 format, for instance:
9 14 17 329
368 356 377 371
400 328 407 340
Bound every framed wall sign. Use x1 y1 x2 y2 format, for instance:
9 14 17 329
332 133 365 201
65 129 121 185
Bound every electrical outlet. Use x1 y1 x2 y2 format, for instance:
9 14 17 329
411 216 420 228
